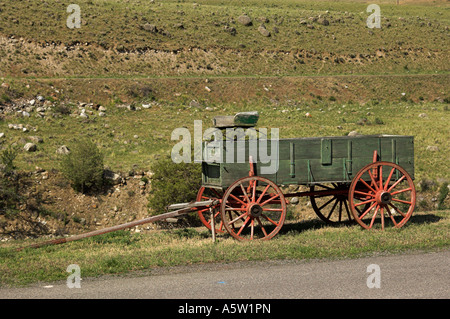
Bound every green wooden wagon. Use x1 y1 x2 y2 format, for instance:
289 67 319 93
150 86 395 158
195 112 416 241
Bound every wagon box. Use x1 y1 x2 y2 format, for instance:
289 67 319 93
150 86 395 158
202 134 414 188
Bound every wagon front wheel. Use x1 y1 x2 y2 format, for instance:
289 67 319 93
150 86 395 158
196 187 225 233
348 162 416 230
220 176 287 241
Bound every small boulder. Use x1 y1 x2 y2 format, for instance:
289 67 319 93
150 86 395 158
24 143 37 152
258 24 271 37
237 14 252 26
56 145 70 155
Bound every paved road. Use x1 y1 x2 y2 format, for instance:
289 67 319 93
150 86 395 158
1 250 449 299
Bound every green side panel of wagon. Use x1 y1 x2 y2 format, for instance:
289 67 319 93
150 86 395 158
201 135 414 189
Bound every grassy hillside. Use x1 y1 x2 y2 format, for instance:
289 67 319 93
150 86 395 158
0 0 448 78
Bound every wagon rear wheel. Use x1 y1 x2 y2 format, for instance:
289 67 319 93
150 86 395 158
220 176 287 241
196 187 225 233
310 183 353 225
348 162 416 230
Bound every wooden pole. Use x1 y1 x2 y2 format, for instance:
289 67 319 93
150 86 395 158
210 207 216 242
17 200 217 251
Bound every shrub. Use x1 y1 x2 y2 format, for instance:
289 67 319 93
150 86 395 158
0 144 18 175
147 157 202 216
60 139 104 193
437 183 449 210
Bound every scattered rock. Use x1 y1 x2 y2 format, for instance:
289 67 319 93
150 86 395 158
258 24 271 37
290 197 299 205
56 145 70 155
426 145 439 152
348 131 362 137
142 23 158 33
24 143 37 152
0 133 4 138
223 25 237 36
104 170 124 185
189 100 201 108
418 113 427 118
305 112 312 118
318 18 330 26
28 136 43 143
237 14 252 26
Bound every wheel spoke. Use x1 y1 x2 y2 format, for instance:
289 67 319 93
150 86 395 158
379 165 383 190
387 175 406 192
360 201 377 219
369 205 380 228
251 180 257 202
338 200 343 222
326 199 339 220
318 197 336 211
229 193 247 206
384 167 396 190
236 216 251 236
256 217 268 237
387 205 399 227
260 193 280 206
343 199 352 220
239 184 251 203
261 213 279 226
354 190 375 198
256 184 271 204
355 198 376 207
391 187 412 196
358 178 377 194
368 169 380 191
227 212 248 225
388 203 406 218
391 198 412 205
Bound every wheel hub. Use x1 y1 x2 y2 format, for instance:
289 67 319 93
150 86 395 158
247 203 263 218
376 191 392 205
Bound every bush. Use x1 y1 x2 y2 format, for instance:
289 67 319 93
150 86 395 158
147 157 202 216
0 144 18 175
60 139 104 193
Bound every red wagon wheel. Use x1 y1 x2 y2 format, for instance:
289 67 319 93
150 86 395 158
196 187 225 233
220 176 287 241
310 183 353 225
348 161 416 230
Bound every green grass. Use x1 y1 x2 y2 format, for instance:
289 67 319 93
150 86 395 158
1 97 448 181
0 210 448 287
